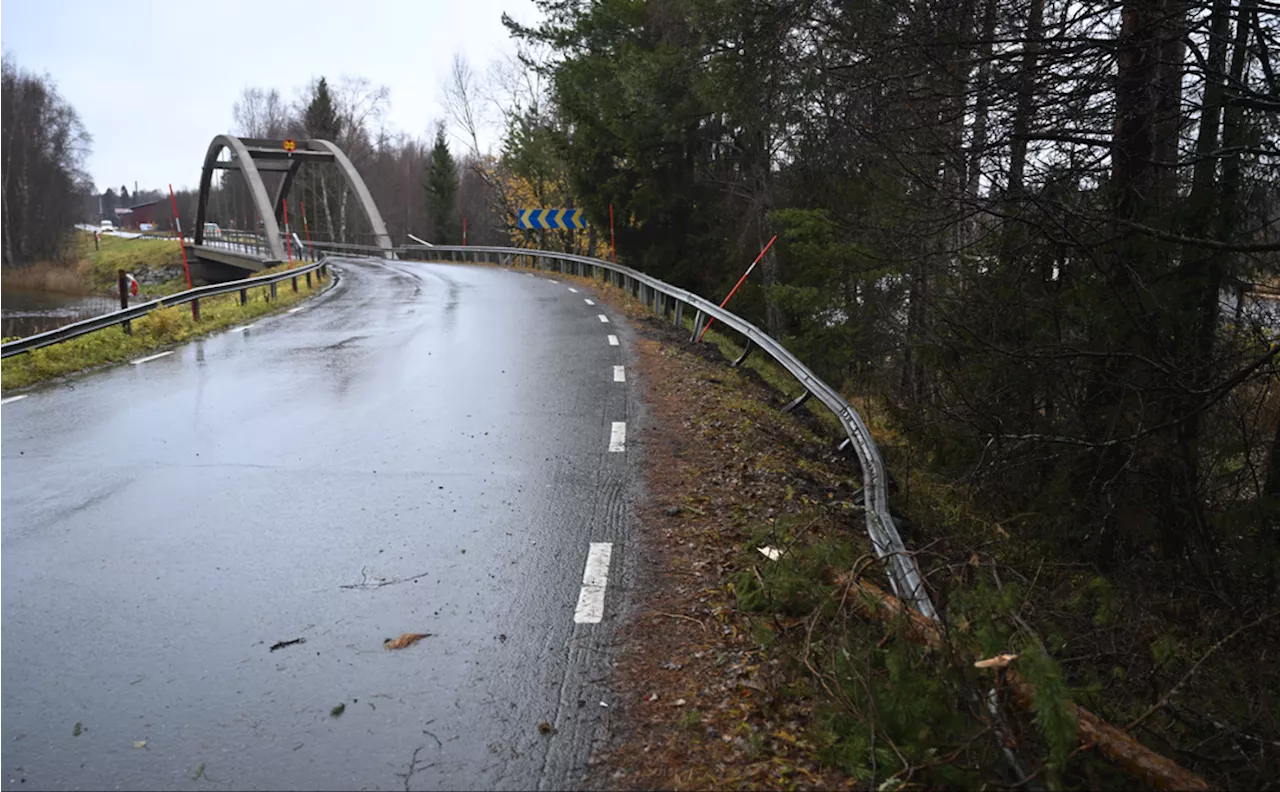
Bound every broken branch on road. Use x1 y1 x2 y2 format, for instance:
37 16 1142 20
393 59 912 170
269 637 307 652
340 569 430 590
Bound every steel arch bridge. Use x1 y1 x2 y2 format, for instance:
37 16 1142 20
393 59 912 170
188 135 393 281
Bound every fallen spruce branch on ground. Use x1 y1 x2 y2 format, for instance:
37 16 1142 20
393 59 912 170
834 572 1209 791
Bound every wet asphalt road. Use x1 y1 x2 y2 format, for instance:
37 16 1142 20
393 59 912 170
1 259 641 791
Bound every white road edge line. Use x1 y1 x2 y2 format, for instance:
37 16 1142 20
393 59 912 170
568 287 579 293
1 394 29 405
573 542 614 624
609 421 626 452
549 279 559 283
614 365 626 383
287 307 305 314
231 324 254 332
608 335 619 346
598 314 610 323
130 351 174 366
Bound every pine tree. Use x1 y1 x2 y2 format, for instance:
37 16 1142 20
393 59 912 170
424 127 459 244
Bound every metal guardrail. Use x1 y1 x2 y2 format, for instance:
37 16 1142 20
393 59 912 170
2 239 936 619
395 243 939 620
0 259 332 359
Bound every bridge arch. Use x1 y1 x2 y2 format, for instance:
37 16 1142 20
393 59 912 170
194 135 393 263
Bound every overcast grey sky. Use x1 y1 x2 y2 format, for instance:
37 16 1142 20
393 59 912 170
1 0 541 193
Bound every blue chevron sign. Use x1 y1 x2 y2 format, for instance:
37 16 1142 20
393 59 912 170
518 208 587 230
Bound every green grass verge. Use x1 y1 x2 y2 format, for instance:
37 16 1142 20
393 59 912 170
2 264 331 392
76 231 190 292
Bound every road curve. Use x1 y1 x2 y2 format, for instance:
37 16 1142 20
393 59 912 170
1 258 641 791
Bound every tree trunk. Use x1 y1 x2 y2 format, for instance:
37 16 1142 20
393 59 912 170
965 0 996 204
1007 0 1044 198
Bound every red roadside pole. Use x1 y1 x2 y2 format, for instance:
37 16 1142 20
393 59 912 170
301 201 314 261
609 204 616 263
696 235 778 343
168 184 197 320
283 198 294 266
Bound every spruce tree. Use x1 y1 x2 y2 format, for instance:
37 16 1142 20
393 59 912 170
424 127 459 244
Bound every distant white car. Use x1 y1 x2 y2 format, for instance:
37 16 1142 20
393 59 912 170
100 220 115 232
203 222 222 238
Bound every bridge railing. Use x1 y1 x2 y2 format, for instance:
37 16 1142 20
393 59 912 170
0 258 333 359
393 242 938 621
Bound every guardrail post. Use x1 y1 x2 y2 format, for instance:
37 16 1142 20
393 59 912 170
117 270 132 335
306 272 312 289
291 276 298 293
691 310 704 342
781 390 811 413
239 288 247 306
270 282 278 301
733 339 754 367
192 297 201 322
673 301 684 327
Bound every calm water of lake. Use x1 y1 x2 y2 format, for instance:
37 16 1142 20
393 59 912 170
1 290 118 338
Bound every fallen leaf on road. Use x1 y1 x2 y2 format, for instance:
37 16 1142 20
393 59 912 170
73 722 82 737
191 762 206 781
133 740 147 749
537 721 555 734
270 637 306 652
384 633 432 650
330 704 346 718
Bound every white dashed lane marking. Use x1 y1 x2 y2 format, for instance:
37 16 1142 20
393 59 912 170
130 351 174 365
614 366 625 383
609 421 626 452
598 315 609 323
608 335 619 346
584 299 595 306
568 287 579 293
573 542 613 624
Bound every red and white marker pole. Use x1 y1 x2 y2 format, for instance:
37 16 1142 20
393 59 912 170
697 235 777 343
168 184 196 319
301 201 314 261
609 204 616 263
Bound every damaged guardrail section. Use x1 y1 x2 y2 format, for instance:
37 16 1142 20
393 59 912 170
399 243 938 622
